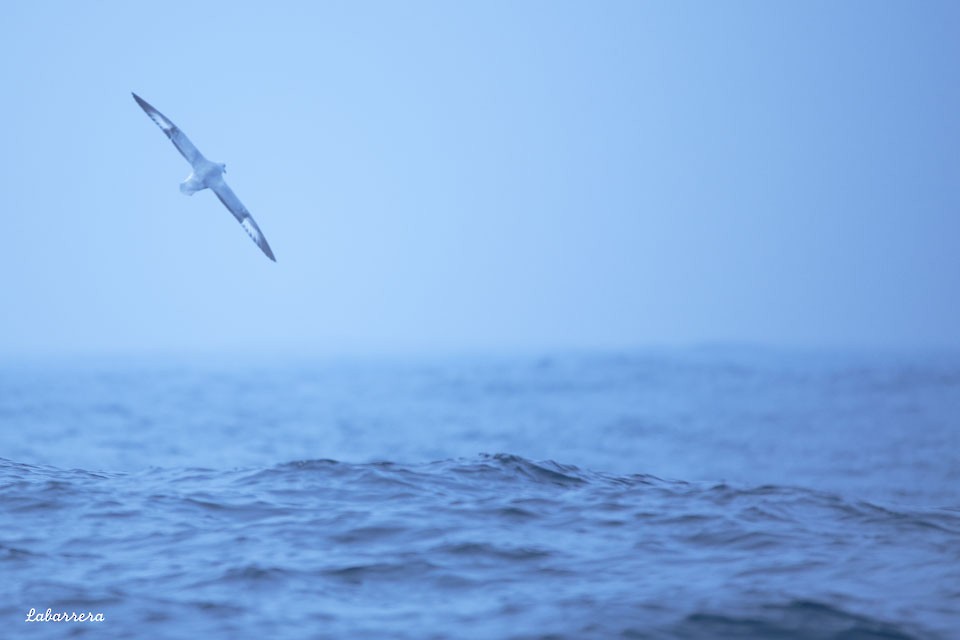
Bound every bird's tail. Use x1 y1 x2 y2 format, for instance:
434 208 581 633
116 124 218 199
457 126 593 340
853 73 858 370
179 174 204 196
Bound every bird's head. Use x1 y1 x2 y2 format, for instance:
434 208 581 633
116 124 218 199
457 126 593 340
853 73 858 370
219 163 227 174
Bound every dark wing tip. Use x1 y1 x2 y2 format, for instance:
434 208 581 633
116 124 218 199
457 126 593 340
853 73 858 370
132 92 150 112
263 243 277 262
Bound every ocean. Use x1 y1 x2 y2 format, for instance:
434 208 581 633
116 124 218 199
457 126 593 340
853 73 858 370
1 348 958 638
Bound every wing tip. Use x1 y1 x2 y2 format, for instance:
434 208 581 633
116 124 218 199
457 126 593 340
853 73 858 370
132 92 152 113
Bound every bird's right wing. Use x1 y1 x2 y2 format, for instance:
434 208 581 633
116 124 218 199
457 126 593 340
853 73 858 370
132 93 205 166
210 180 277 262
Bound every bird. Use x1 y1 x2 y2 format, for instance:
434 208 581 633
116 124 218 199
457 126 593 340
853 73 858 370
132 92 276 261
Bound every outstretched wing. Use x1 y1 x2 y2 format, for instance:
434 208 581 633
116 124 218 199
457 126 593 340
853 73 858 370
210 181 276 262
132 93 205 166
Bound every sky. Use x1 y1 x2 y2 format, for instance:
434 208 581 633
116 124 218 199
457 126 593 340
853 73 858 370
1 1 958 356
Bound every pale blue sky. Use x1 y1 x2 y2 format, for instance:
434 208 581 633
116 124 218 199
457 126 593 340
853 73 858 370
1 1 958 355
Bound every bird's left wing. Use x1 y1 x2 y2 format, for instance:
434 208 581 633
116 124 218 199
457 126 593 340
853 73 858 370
210 181 277 262
132 93 205 166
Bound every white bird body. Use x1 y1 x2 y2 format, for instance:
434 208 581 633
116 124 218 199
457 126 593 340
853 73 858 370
181 159 222 195
132 92 276 261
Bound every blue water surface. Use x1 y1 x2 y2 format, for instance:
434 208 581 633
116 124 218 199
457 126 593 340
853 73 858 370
1 348 958 638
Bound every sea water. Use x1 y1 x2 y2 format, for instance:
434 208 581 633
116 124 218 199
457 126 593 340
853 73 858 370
1 348 958 638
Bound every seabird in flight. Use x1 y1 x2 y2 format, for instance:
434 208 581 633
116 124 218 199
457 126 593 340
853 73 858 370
132 92 276 261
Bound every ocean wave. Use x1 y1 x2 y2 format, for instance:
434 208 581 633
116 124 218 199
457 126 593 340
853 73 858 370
1 454 957 637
